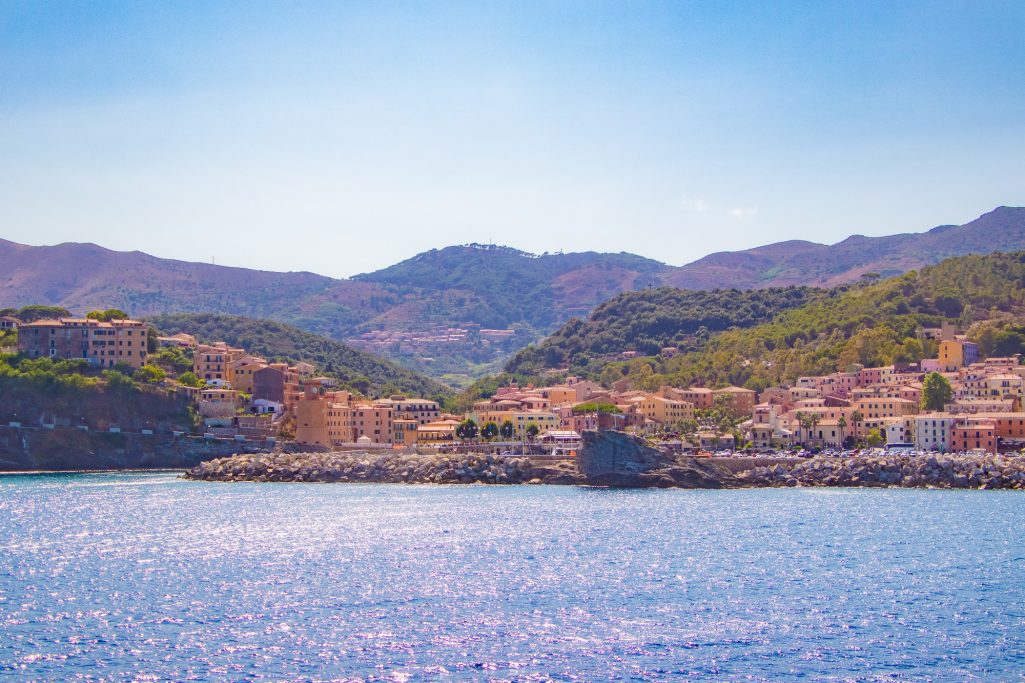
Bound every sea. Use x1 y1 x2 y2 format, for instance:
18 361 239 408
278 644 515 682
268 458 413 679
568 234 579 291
1 472 1023 682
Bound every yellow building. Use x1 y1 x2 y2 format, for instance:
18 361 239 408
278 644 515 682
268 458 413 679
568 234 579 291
471 410 560 439
853 397 919 421
228 355 268 394
939 340 964 372
194 343 246 382
394 418 419 446
637 395 694 426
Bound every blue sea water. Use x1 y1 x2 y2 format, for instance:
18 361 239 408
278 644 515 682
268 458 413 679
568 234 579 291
0 473 1024 682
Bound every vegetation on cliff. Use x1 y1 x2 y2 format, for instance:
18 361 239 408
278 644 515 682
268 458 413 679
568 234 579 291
0 355 195 432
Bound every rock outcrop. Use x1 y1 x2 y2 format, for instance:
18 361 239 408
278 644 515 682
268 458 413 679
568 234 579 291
577 430 741 488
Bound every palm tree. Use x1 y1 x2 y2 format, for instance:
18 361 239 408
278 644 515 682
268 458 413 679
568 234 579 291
808 412 822 445
851 410 864 443
837 415 847 447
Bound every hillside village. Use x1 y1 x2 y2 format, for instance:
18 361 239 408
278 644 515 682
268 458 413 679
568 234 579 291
6 310 1024 457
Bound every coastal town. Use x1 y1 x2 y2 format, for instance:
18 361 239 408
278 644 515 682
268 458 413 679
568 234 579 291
8 315 1025 457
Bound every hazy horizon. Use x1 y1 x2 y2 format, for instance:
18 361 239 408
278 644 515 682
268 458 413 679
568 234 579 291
2 1 1023 277
1 203 1020 279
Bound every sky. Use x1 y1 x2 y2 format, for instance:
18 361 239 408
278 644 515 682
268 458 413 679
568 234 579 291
1 1 1024 278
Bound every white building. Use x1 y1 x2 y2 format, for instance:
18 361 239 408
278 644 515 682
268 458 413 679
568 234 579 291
914 414 957 452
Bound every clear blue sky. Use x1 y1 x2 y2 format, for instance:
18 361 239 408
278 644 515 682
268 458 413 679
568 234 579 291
1 1 1023 277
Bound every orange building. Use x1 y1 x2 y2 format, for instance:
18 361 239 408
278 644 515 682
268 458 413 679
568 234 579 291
952 418 997 453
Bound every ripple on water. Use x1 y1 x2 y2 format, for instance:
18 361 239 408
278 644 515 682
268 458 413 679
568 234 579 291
0 474 1023 681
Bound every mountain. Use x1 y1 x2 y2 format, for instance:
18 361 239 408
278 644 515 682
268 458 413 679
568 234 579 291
1 206 1023 382
662 206 1025 289
146 313 453 402
514 251 1025 393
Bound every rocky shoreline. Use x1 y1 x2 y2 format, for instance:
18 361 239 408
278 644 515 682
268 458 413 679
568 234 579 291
184 449 1025 490
737 452 1025 489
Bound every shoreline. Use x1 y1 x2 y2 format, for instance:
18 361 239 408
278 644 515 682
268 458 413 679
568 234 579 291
184 450 1025 490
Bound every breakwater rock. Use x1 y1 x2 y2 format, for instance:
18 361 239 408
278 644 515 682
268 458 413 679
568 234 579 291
578 430 740 488
738 453 1025 489
184 451 581 485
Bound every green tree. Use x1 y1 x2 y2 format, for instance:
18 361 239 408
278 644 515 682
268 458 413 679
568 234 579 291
146 326 159 354
837 415 847 445
920 371 953 411
571 402 622 415
455 418 479 441
865 428 885 448
102 370 136 392
16 305 71 322
499 420 514 439
133 364 166 384
177 371 204 388
481 421 499 440
86 309 129 322
525 423 540 441
677 418 699 439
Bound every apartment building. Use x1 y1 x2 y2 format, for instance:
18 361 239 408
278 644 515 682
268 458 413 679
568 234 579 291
18 318 149 369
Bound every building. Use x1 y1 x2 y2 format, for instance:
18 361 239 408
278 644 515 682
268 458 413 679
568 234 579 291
674 387 714 409
377 396 441 425
194 343 246 382
417 419 460 444
156 332 197 349
914 414 958 452
394 419 419 446
197 388 241 418
951 417 997 454
351 402 394 445
712 386 757 415
18 318 149 369
852 397 918 421
228 356 269 394
470 409 560 439
636 395 694 427
0 316 18 330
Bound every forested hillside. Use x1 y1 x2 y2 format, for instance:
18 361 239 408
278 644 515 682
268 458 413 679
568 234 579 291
505 286 826 376
592 252 1025 392
147 313 453 402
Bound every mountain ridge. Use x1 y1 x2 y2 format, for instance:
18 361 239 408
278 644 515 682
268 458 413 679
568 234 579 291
2 206 1023 381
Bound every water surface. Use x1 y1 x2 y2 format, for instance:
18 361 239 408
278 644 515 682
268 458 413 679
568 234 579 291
1 473 1023 681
